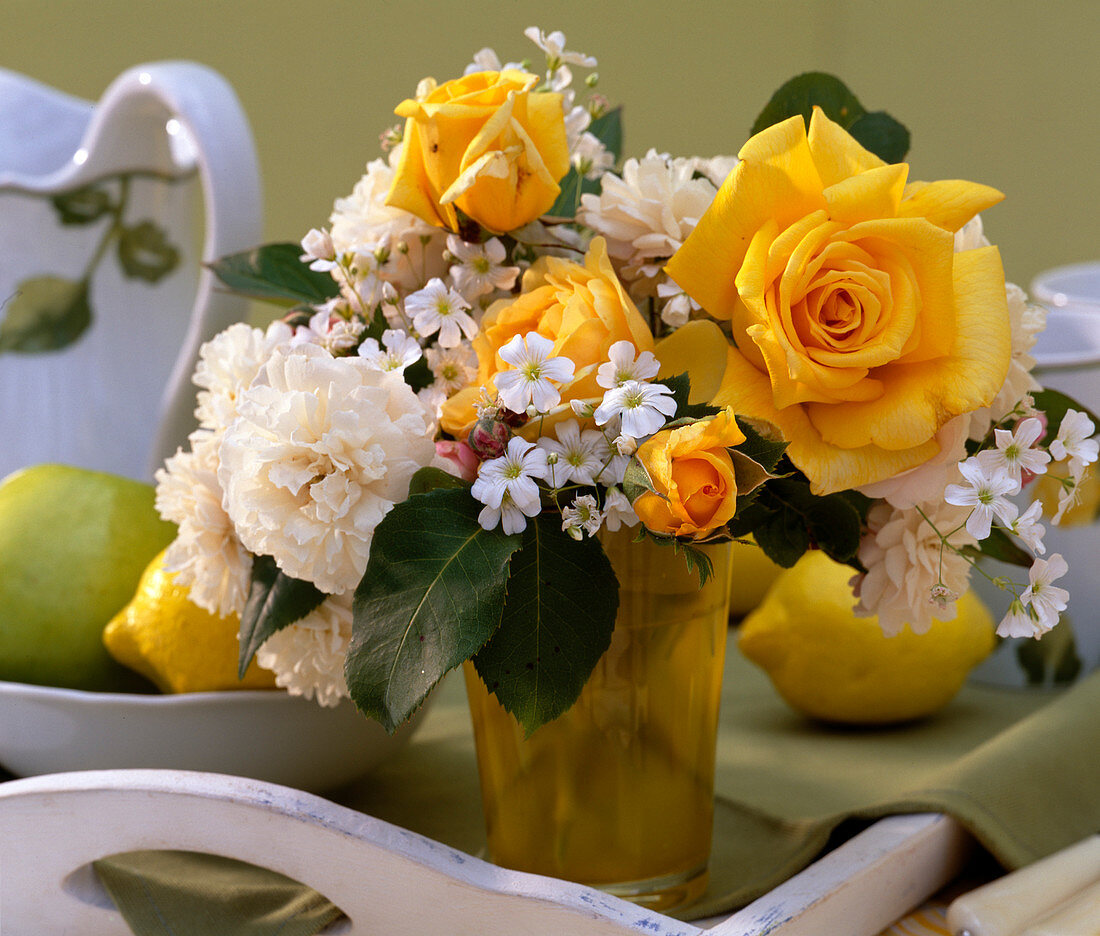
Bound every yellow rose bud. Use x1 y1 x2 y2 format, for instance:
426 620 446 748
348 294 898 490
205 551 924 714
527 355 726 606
633 409 746 540
440 237 654 438
666 107 1012 495
386 69 570 234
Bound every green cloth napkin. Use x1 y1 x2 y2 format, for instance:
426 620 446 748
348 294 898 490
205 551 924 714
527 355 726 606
95 644 1100 932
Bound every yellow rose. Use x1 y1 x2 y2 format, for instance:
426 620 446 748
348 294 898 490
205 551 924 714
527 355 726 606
633 409 746 539
440 237 654 438
666 108 1012 495
386 70 570 234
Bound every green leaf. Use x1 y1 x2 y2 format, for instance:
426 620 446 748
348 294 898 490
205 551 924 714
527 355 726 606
1032 388 1100 442
402 355 433 393
969 526 1035 568
116 221 180 283
51 184 113 225
751 72 909 163
753 506 810 568
407 466 470 496
209 242 340 307
751 72 865 137
734 417 788 473
545 107 624 222
546 167 583 221
770 477 863 564
347 489 522 732
621 456 658 505
0 276 91 353
847 111 911 164
473 515 618 735
662 372 722 422
238 555 326 678
588 107 623 162
1015 620 1082 686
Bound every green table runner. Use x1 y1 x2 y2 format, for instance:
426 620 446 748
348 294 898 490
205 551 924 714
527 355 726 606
95 643 1100 932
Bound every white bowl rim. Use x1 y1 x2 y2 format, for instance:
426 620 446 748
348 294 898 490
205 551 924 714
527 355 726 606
1031 261 1100 310
0 679 306 708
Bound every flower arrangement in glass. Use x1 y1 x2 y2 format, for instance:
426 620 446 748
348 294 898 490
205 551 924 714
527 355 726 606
155 28 1098 910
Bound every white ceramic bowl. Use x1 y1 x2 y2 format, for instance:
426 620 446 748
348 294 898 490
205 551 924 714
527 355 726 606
0 681 426 793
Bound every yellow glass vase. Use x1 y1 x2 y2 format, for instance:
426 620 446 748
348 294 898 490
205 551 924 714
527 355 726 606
464 529 732 912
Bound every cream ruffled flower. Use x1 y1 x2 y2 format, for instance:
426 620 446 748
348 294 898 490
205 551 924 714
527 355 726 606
218 343 438 595
193 321 292 433
578 149 718 296
853 499 976 636
155 429 253 618
256 591 352 707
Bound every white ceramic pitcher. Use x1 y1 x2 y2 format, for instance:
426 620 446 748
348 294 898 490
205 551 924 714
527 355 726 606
0 62 262 481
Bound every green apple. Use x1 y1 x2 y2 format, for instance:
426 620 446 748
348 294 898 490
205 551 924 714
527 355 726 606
0 464 177 691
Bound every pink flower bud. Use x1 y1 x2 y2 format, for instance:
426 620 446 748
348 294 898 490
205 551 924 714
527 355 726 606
435 440 480 483
467 413 511 460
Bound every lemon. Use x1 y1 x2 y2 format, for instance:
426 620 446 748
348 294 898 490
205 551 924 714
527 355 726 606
104 550 276 694
738 550 995 724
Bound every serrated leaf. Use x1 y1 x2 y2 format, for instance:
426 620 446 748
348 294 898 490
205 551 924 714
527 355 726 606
847 110 911 163
730 449 771 499
473 515 618 735
751 72 866 137
238 554 326 678
767 477 863 564
734 417 789 473
347 489 521 732
621 457 658 505
209 242 340 306
0 276 91 353
51 184 113 225
753 507 809 568
407 466 470 496
117 221 180 283
662 372 721 421
1015 620 1082 686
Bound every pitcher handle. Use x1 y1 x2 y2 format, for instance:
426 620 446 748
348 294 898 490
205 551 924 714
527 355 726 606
81 61 264 475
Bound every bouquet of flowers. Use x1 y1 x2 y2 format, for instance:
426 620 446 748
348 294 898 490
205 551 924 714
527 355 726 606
156 27 1097 735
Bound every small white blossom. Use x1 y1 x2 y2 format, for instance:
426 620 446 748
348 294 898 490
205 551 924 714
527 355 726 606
561 494 603 540
537 418 611 487
570 399 596 418
1020 553 1070 635
593 379 676 439
1052 469 1091 525
463 47 526 75
1010 501 1047 554
572 132 615 180
300 228 337 272
298 307 367 354
596 340 661 390
601 487 639 532
493 331 576 414
997 598 1040 640
405 278 478 349
524 27 597 69
358 329 423 373
614 434 637 456
478 489 540 535
656 280 698 328
1050 409 1099 472
471 437 549 514
425 343 477 394
944 457 1020 540
976 417 1050 484
446 235 520 300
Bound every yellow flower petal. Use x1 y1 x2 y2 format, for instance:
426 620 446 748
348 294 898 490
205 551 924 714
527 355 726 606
806 106 887 187
822 163 908 225
898 179 1004 233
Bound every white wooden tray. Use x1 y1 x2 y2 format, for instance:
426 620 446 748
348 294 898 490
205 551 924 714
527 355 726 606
0 769 972 936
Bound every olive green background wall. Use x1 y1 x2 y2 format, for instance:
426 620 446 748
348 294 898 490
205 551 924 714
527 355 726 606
5 0 1098 290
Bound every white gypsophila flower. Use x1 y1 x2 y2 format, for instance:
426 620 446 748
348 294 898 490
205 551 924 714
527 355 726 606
954 213 992 252
596 340 661 390
859 416 970 510
573 132 615 180
853 500 976 636
1020 553 1070 634
1050 409 1099 471
218 344 437 595
1010 501 1046 555
601 486 639 532
300 228 337 271
296 307 367 354
562 494 602 540
328 154 448 295
968 283 1047 439
446 235 520 300
405 278 478 349
976 417 1051 485
471 436 549 514
524 27 597 69
944 456 1020 540
537 418 611 486
563 103 592 155
463 47 526 75
656 280 699 328
193 321 292 432
425 343 477 395
594 379 677 439
578 149 718 296
613 433 637 456
255 591 352 708
997 598 1038 640
494 331 576 414
478 489 540 535
358 328 423 373
155 430 252 618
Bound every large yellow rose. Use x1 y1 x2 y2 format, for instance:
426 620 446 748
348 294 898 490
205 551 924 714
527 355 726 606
386 70 570 234
440 237 653 438
665 108 1011 495
633 409 746 539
